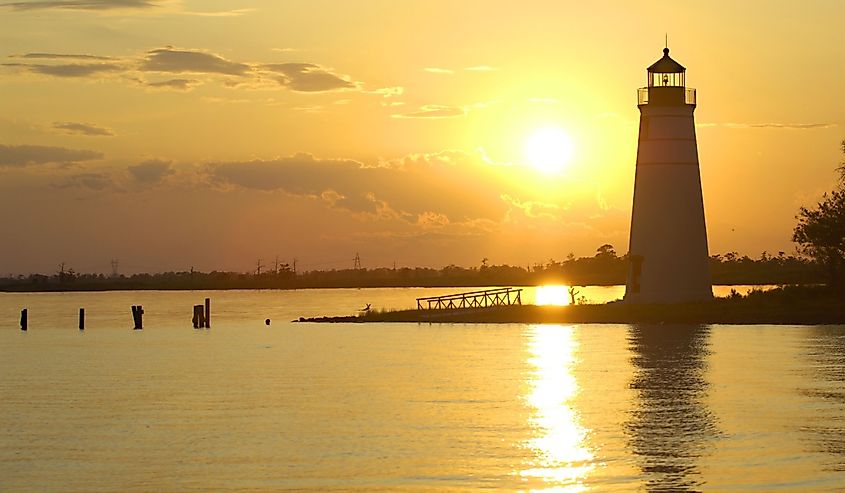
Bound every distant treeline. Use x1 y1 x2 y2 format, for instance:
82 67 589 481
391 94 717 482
0 245 824 292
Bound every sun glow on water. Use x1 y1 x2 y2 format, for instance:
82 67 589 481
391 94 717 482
521 325 594 490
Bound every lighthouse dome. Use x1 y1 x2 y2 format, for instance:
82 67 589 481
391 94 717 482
647 48 686 73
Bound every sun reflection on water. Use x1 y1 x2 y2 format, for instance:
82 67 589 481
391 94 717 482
521 325 594 492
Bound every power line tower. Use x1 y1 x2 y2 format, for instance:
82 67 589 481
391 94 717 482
255 259 264 276
292 258 297 274
273 255 280 274
353 253 361 270
110 259 120 277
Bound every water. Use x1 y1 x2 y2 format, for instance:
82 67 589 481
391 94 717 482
1 288 843 491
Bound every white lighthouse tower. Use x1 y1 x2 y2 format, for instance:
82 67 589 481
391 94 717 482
624 47 712 304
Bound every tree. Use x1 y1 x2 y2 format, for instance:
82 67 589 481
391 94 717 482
793 140 845 286
595 244 617 259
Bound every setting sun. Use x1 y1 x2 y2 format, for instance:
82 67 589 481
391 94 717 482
524 127 575 174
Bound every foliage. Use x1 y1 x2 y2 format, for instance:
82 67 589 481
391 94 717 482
792 139 845 286
0 244 826 291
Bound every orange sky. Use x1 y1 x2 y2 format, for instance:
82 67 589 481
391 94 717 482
1 0 843 274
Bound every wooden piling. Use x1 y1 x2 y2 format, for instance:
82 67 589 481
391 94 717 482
192 305 205 329
131 305 144 330
204 298 210 328
20 309 27 331
79 308 85 330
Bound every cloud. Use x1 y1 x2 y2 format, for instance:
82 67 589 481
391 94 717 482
128 159 173 184
206 151 512 222
179 8 253 17
738 122 837 129
1 0 157 10
465 65 496 72
145 78 200 91
59 172 114 190
141 48 251 76
262 63 356 92
208 153 362 192
392 105 466 119
500 194 561 219
701 122 838 129
53 121 114 136
4 47 366 96
417 211 450 229
371 86 404 98
424 67 453 74
3 61 123 77
0 144 103 166
14 52 114 61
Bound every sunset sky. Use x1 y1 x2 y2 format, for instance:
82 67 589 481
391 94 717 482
1 0 843 274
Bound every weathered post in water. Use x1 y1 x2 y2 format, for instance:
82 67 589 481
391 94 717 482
20 309 27 331
192 305 205 329
79 308 85 330
204 298 210 328
131 305 144 330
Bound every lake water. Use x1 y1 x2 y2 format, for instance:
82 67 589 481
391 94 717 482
1 287 843 491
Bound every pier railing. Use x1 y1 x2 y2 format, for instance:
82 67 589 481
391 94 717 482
416 287 522 310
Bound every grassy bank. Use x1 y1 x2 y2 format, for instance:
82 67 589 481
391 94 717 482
301 285 845 325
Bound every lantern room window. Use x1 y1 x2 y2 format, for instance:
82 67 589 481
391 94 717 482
648 71 685 87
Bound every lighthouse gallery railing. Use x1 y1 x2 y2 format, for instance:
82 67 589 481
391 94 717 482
637 87 696 105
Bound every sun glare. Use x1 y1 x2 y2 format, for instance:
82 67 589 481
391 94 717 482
524 127 574 174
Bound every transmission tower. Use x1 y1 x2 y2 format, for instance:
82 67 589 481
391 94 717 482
110 259 119 277
353 253 361 270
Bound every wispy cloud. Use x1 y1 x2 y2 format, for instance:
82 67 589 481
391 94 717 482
58 172 115 191
3 61 123 77
262 63 356 92
145 78 200 91
392 105 466 119
424 67 453 75
732 122 837 129
205 151 511 221
14 52 114 61
370 86 404 98
141 48 251 76
0 144 103 166
500 194 561 219
699 122 838 129
178 8 253 17
1 0 157 11
53 121 114 136
128 159 173 184
4 47 366 96
465 65 496 72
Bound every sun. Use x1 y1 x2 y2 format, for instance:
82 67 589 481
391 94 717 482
524 127 574 174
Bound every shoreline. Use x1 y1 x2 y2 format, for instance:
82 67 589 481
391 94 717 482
300 305 845 325
299 287 845 325
0 282 787 294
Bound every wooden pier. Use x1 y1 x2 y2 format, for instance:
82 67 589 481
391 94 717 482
416 287 522 310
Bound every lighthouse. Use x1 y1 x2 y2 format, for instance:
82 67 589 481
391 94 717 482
624 47 712 304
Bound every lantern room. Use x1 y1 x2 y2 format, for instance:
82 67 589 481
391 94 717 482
638 47 696 107
648 48 685 87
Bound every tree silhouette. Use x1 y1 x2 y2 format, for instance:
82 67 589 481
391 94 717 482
793 140 845 286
